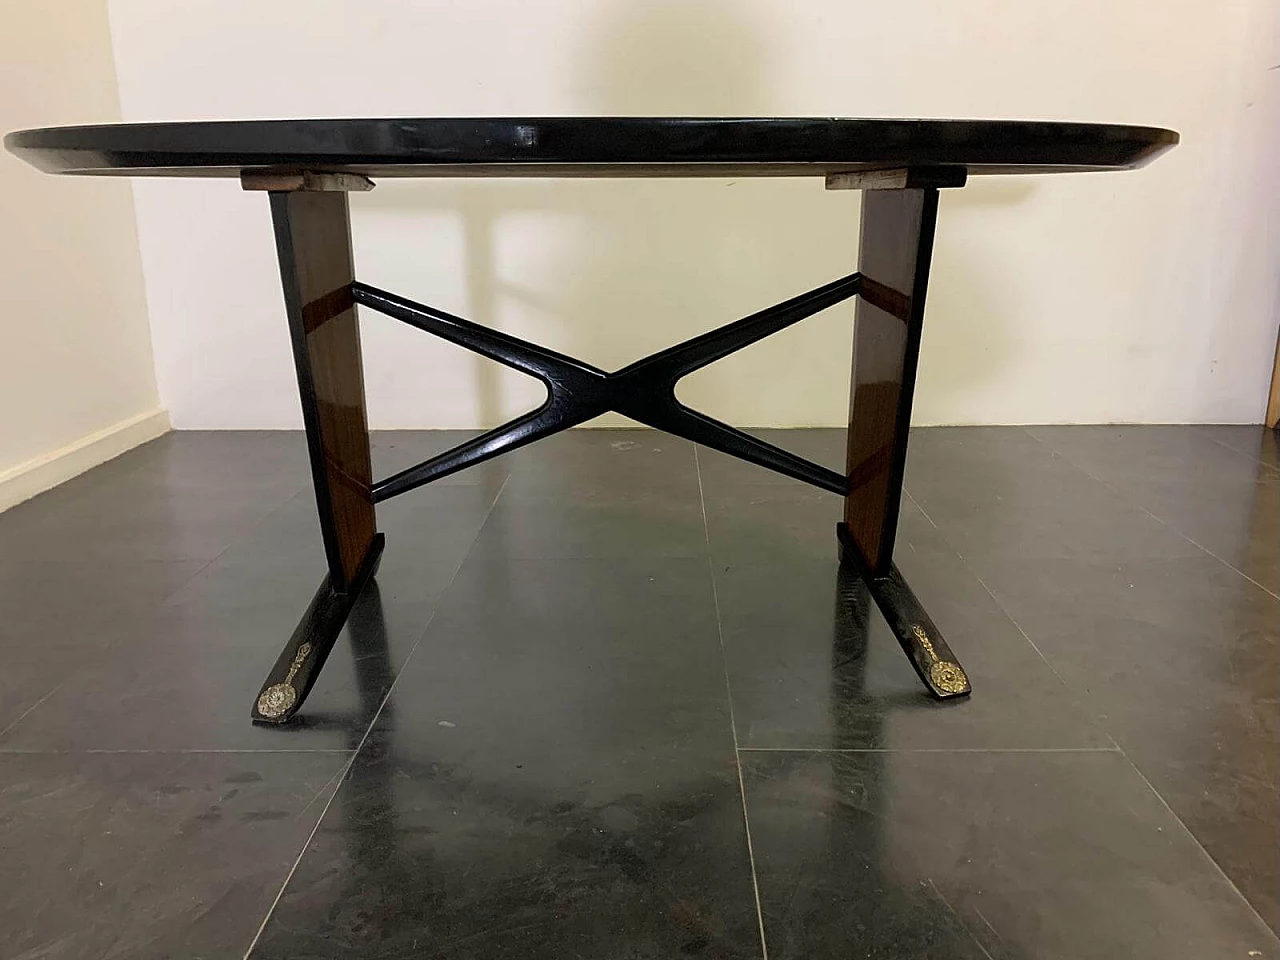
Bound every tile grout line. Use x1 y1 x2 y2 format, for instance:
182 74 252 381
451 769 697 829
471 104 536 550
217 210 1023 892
738 746 1123 754
0 544 227 745
0 747 356 755
1114 740 1280 944
153 483 321 602
1022 428 1280 599
0 681 70 741
908 482 1139 764
1128 503 1280 603
902 485 1084 699
2 469 443 750
926 877 996 960
8 484 321 745
291 759 356 826
240 669 391 959
914 439 1278 941
1018 427 1280 601
1021 428 1280 603
694 445 769 960
157 483 312 612
914 547 1280 942
1190 424 1280 476
242 474 511 960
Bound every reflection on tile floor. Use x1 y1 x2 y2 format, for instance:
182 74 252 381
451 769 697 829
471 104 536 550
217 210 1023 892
253 555 760 959
0 426 1276 958
742 750 1275 960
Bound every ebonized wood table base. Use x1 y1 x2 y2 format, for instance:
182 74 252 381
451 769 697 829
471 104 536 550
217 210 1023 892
246 167 971 723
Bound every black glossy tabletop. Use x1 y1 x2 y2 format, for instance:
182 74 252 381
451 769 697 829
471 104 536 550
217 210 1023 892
4 117 1177 179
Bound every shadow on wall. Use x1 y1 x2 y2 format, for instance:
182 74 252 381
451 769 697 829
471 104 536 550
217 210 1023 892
353 0 1030 431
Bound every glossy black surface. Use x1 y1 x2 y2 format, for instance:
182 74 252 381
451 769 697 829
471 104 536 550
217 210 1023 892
250 533 384 724
1 426 1275 958
355 276 855 501
837 524 972 700
4 117 1178 178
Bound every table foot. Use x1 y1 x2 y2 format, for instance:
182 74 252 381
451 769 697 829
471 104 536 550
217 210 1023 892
251 532 385 724
837 523 971 700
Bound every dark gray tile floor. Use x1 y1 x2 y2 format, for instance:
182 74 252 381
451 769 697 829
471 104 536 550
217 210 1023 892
0 426 1276 959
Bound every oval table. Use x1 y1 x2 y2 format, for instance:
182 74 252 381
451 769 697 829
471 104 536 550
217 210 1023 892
5 118 1178 722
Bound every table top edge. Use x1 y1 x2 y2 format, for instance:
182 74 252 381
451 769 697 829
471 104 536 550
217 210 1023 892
4 117 1180 179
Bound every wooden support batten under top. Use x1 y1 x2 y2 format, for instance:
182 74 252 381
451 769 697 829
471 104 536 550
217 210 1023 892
826 167 967 191
241 170 376 193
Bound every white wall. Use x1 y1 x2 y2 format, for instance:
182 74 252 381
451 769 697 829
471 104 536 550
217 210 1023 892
0 0 165 509
107 0 1280 429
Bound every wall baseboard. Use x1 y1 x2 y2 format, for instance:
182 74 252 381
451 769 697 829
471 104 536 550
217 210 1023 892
0 408 171 513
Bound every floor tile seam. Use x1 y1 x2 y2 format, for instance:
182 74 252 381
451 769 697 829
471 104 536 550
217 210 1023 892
1021 428 1280 602
0 680 70 742
291 759 357 831
241 474 510 959
241 728 366 957
941 435 1279 940
153 484 311 615
361 471 511 693
0 552 220 697
1112 740 1280 943
736 746 1124 754
0 748 356 755
1127 503 1280 602
904 485 1130 756
1189 425 1280 477
0 485 350 748
695 444 769 960
925 877 997 960
143 556 225 621
902 486 1080 690
372 471 511 671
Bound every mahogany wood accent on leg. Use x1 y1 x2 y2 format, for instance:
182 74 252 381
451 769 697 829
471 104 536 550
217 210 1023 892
842 187 940 574
269 189 376 590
